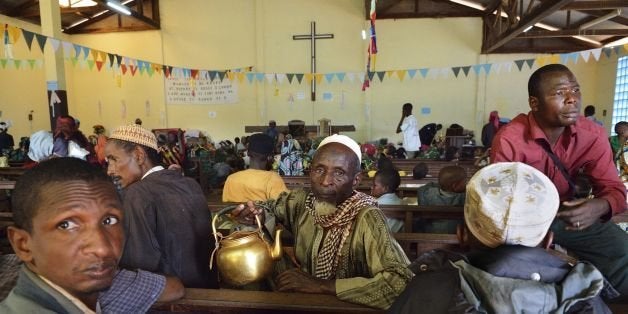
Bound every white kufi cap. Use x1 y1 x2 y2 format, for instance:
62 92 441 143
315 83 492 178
317 134 361 164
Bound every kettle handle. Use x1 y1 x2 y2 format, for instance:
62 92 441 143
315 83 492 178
211 205 263 240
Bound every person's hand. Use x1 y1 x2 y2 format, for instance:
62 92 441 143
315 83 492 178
276 269 335 294
167 164 182 171
230 201 265 225
556 198 610 231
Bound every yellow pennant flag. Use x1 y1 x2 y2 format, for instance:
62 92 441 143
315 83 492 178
315 73 323 84
91 49 99 61
396 70 406 81
99 51 108 63
8 26 21 43
549 54 560 64
237 72 245 84
304 73 313 83
227 72 235 81
386 71 394 77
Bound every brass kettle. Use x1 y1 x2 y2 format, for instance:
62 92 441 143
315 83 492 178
210 205 283 286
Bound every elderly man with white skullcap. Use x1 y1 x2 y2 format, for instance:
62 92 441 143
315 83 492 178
233 134 413 310
105 124 218 289
390 162 617 313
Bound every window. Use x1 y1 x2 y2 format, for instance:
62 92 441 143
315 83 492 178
612 56 628 132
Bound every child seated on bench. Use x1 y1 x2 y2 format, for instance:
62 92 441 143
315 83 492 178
414 166 466 233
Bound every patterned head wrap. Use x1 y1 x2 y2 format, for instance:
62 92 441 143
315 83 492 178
465 162 559 248
109 124 158 150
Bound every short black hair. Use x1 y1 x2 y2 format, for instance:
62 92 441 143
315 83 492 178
375 168 401 193
12 158 115 232
615 121 628 134
413 162 428 179
584 105 595 117
528 64 572 98
377 155 396 171
108 138 163 167
403 103 413 110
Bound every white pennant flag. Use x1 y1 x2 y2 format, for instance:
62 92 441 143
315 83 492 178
357 72 365 84
35 59 44 69
502 62 513 73
440 68 449 79
347 72 356 83
276 73 286 84
49 39 61 53
265 73 275 83
591 48 602 61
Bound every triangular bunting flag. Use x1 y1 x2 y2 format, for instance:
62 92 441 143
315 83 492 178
226 71 235 82
255 73 265 82
549 55 560 64
237 72 245 84
503 62 513 72
34 34 47 52
452 67 461 77
514 60 525 71
130 65 138 76
27 59 36 69
21 30 35 51
407 69 417 79
461 66 471 77
295 73 304 84
8 26 21 43
84 60 93 70
559 53 569 64
602 47 612 58
0 59 6 69
482 64 492 74
357 73 365 84
336 72 345 82
440 68 450 78
95 61 104 71
367 71 375 81
107 53 115 67
535 56 546 67
115 55 122 67
147 65 154 77
304 73 313 83
569 53 579 64
325 73 334 83
419 68 429 78
286 73 295 84
91 49 99 61
386 71 394 77
35 59 43 69
121 64 128 75
265 73 275 83
347 72 356 83
472 65 482 76
79 59 87 69
218 71 226 81
99 51 107 63
613 46 621 55
376 71 386 82
73 44 82 59
82 46 90 59
246 73 255 83
191 69 199 79
580 50 591 62
13 60 21 69
62 42 73 58
49 38 60 52
207 71 216 81
70 57 78 67
315 73 323 84
276 73 285 84
396 70 406 81
591 48 602 61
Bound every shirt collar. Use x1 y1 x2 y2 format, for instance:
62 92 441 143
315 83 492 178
527 112 578 143
142 165 165 180
38 274 97 314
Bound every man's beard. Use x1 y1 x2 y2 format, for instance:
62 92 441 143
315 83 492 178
314 199 338 216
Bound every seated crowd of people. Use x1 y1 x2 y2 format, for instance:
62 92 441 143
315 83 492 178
0 64 626 312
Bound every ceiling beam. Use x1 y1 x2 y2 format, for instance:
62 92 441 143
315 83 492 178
562 1 628 10
65 0 159 34
4 0 38 17
483 0 575 53
518 28 628 38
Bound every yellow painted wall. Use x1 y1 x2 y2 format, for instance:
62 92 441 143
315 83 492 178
0 0 624 145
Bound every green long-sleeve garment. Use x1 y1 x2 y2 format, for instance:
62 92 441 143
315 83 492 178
265 189 414 309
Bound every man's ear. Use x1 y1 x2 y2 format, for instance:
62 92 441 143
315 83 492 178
352 170 362 188
133 146 148 165
7 226 33 263
529 96 540 112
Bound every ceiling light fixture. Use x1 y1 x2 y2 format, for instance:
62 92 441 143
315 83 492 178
106 0 132 16
59 0 97 8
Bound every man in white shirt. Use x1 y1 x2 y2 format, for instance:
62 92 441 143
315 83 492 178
396 103 421 159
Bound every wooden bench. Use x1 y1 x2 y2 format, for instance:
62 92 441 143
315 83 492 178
152 288 381 313
389 159 478 178
0 167 26 180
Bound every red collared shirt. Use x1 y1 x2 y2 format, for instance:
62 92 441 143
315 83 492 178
491 113 626 216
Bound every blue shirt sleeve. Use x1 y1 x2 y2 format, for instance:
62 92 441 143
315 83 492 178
99 269 166 313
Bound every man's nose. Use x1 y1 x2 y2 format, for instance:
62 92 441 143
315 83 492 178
83 226 117 258
320 172 335 186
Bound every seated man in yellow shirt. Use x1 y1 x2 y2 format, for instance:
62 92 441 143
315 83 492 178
223 133 287 202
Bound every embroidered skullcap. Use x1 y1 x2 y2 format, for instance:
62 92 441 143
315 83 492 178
109 124 158 150
318 134 361 164
465 162 559 248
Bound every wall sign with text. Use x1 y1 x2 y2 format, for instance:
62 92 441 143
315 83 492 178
165 77 238 105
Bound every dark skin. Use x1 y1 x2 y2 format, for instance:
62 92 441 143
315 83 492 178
529 70 610 230
232 143 361 294
396 105 412 134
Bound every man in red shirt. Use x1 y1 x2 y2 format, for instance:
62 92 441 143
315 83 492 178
491 64 627 297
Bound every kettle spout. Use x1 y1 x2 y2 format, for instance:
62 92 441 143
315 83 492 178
270 228 283 260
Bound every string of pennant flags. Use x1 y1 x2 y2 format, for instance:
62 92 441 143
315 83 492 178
2 22 627 85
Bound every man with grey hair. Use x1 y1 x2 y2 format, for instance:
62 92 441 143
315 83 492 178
233 134 413 310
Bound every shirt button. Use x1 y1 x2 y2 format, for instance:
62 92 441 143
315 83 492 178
530 272 541 281
419 264 428 271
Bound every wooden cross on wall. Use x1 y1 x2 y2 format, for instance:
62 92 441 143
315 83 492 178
292 21 334 101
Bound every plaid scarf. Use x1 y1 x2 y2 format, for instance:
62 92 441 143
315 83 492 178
305 191 378 279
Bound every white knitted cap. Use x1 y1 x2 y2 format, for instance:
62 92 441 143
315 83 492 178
465 162 559 248
317 134 361 164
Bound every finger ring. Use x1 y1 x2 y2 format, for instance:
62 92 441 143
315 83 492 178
576 221 580 229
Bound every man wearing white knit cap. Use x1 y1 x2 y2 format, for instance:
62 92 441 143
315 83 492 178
390 162 615 313
233 134 412 309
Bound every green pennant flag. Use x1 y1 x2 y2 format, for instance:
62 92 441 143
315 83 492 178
13 60 22 69
147 65 154 77
525 59 535 69
286 73 295 83
87 60 95 71
34 34 47 53
461 66 471 77
21 30 35 51
367 71 375 81
108 53 115 67
376 71 385 82
71 57 78 67
452 67 461 77
295 73 304 84
0 59 7 69
218 71 226 81
514 60 525 71
602 47 613 58
27 59 36 69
